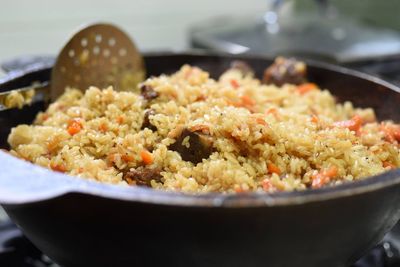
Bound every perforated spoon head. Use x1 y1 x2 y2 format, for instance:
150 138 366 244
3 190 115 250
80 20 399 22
51 23 145 100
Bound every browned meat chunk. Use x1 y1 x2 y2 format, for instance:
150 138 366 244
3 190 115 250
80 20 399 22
262 57 307 86
123 168 162 187
140 84 159 100
230 60 254 76
169 128 214 164
141 109 157 131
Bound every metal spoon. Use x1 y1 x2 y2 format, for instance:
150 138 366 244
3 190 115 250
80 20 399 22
0 23 145 110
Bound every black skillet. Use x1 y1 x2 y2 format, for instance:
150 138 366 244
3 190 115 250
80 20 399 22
0 52 400 267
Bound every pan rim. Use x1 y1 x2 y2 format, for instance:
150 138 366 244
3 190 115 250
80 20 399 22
1 50 400 207
1 150 399 207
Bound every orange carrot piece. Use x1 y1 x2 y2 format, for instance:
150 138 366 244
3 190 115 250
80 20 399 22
265 107 278 118
107 153 116 166
226 95 256 112
311 115 319 124
267 162 281 175
99 123 108 132
351 115 363 131
230 79 240 89
332 115 363 132
380 124 395 143
324 166 338 177
393 129 400 142
140 150 153 165
311 166 338 189
297 83 317 95
226 99 241 108
381 123 400 143
189 124 210 133
41 113 49 121
121 154 134 162
240 95 255 106
67 119 83 135
262 179 276 192
383 161 396 169
195 95 206 102
252 117 267 126
311 173 328 189
116 115 124 124
234 186 246 193
50 162 66 173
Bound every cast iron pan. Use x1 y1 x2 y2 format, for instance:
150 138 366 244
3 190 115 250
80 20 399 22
0 52 400 267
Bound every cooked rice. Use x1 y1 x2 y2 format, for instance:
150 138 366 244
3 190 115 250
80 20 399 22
7 64 400 193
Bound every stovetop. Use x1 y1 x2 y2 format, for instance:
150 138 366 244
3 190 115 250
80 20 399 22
0 220 54 267
0 219 399 267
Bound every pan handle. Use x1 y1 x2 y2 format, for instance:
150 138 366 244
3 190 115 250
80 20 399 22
0 82 50 111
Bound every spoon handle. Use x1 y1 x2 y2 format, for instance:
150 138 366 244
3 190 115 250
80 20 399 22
1 55 55 74
0 82 50 111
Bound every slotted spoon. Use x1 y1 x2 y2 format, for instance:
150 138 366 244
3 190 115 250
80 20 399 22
0 22 145 110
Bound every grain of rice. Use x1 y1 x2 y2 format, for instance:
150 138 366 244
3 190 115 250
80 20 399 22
7 64 400 193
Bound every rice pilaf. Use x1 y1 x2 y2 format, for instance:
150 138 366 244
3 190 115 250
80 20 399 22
7 58 400 193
